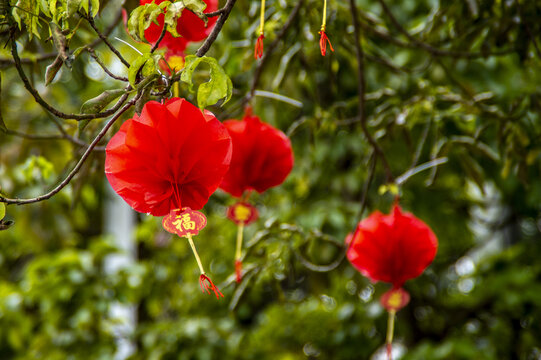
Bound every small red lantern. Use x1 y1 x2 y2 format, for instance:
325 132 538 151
220 108 294 283
346 204 438 359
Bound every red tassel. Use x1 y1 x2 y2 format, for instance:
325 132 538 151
235 259 243 283
254 34 264 59
386 342 393 360
199 274 224 299
318 30 334 56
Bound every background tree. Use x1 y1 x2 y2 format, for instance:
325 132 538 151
1 0 541 359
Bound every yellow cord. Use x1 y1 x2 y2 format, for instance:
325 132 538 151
187 234 205 275
235 222 245 261
321 0 327 31
173 81 180 98
386 310 396 359
259 0 266 36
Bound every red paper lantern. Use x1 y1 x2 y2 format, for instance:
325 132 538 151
346 205 438 288
141 0 218 51
105 98 232 216
219 111 294 198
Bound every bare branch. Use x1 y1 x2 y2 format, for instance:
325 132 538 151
349 0 394 183
86 47 129 82
375 0 515 59
150 25 168 53
196 0 237 57
10 39 130 121
0 97 139 205
86 14 130 67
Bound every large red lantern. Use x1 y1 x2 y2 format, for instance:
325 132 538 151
105 98 231 298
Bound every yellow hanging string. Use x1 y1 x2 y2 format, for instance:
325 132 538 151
173 81 180 98
385 310 396 360
235 222 245 282
259 0 266 36
187 234 205 275
321 0 327 32
319 0 334 56
254 0 266 58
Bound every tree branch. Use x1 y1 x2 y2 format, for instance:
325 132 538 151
349 0 394 183
11 39 130 121
86 14 130 67
0 97 138 205
0 8 124 68
375 0 515 59
150 25 168 53
86 47 129 82
196 0 237 57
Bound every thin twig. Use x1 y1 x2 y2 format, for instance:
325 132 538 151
3 128 106 151
196 0 237 57
516 0 541 59
249 0 304 99
349 0 394 182
358 151 377 220
0 8 124 68
221 0 304 117
206 8 226 17
86 15 130 67
0 97 138 205
11 39 130 121
86 47 129 81
376 0 515 59
89 8 124 48
150 25 168 53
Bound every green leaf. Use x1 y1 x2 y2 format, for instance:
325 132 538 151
45 55 63 86
66 0 81 19
80 89 126 114
127 5 146 42
0 203 5 221
13 0 41 39
181 55 233 109
128 53 152 87
128 2 169 43
183 0 208 25
163 1 185 37
90 0 100 17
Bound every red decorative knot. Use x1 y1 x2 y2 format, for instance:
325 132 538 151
227 202 258 225
200 273 224 299
162 208 207 237
346 204 438 288
235 259 243 283
380 288 410 313
254 34 265 59
318 30 334 57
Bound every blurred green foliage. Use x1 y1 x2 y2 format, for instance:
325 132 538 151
1 0 541 359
